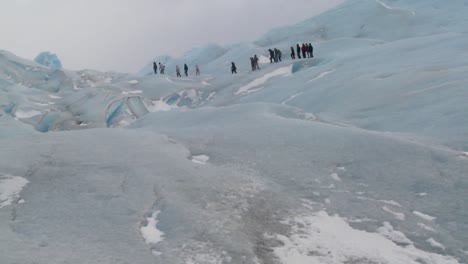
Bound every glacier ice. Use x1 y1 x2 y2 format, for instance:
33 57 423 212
34 51 63 69
1 0 468 263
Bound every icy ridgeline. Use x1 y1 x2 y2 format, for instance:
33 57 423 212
1 0 468 263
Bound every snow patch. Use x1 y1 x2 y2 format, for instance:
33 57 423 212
140 211 164 245
427 238 446 250
382 206 405 220
418 223 436 232
413 211 436 221
146 100 177 112
377 222 413 246
235 65 292 95
0 174 30 208
192 155 210 165
48 94 62 99
258 55 270 64
417 192 428 197
121 90 143 95
380 200 402 207
376 0 395 10
307 69 335 82
270 211 459 264
330 173 341 182
337 166 346 172
128 80 139 84
15 110 41 119
281 92 302 105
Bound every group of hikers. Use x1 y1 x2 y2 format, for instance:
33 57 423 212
291 43 314 59
153 62 200 77
152 43 314 76
153 62 166 75
268 48 283 63
250 55 261 71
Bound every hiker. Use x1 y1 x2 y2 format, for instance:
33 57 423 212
309 43 314 58
250 57 255 71
269 49 275 63
254 55 260 70
195 65 200 75
273 49 278 62
278 49 282 62
297 44 302 59
184 64 188 77
176 65 181 77
302 44 307 59
159 63 165 74
291 47 296 60
231 62 237 74
153 62 158 74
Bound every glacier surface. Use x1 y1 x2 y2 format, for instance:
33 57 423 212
1 0 468 263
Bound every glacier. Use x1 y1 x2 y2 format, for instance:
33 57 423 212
1 0 468 263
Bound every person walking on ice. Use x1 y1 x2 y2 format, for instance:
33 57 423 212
184 64 189 77
195 65 200 76
290 47 295 60
297 44 302 59
159 62 165 74
309 43 314 58
231 62 237 74
269 49 274 63
153 62 158 74
176 65 181 77
250 57 255 71
254 55 260 70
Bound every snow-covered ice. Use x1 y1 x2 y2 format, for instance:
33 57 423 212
413 211 437 221
191 155 210 165
270 211 459 264
235 65 292 95
140 211 165 245
14 110 41 119
427 238 446 250
122 90 143 95
0 174 29 208
330 172 342 182
382 206 406 221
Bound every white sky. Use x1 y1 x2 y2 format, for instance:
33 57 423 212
0 0 344 73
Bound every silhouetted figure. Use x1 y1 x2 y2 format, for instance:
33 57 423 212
195 65 200 75
290 47 295 60
250 57 255 71
153 62 158 74
231 62 237 74
297 44 302 59
309 43 314 58
278 49 282 62
269 49 275 63
302 44 307 59
176 65 181 77
184 64 188 76
254 55 260 70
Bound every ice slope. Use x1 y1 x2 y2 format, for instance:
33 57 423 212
255 0 468 45
1 0 468 263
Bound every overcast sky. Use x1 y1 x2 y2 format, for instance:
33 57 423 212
0 0 344 73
